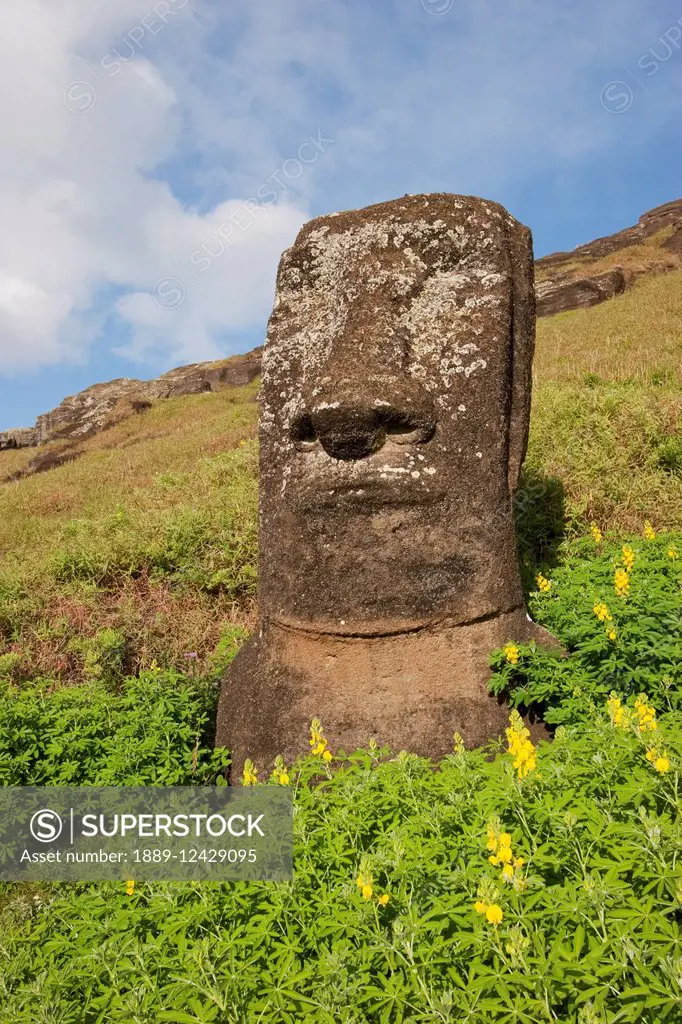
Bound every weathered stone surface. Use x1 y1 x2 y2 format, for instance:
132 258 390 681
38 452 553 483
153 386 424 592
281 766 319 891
0 348 263 452
33 378 155 444
0 427 39 451
536 268 629 317
217 193 555 775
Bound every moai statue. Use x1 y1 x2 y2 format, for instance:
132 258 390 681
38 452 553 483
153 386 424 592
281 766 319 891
216 193 555 775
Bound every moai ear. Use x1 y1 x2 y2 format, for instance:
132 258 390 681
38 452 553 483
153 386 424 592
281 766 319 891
507 220 536 494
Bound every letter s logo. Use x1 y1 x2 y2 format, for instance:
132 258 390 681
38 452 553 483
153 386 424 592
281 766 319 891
600 81 634 114
30 809 63 843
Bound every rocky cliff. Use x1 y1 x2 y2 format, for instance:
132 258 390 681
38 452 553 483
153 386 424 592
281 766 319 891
535 199 682 317
0 348 262 452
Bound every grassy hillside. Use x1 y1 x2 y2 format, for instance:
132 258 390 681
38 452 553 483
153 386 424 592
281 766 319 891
0 273 680 689
0 385 259 687
534 269 682 382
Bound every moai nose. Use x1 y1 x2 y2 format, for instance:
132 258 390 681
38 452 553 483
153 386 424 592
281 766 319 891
291 391 436 461
310 403 385 461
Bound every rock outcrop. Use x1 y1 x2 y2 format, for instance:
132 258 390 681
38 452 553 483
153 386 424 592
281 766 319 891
217 193 556 773
0 427 39 451
535 199 682 318
536 268 630 317
0 348 262 451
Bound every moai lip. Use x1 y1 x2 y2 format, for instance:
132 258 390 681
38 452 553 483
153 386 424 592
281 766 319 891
217 194 557 775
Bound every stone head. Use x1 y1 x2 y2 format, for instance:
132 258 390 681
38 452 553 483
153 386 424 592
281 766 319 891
258 194 535 635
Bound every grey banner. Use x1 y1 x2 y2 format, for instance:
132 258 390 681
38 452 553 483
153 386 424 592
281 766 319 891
0 787 293 881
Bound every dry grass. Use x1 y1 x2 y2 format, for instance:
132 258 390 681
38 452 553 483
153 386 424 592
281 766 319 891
529 272 682 537
534 245 678 284
0 383 259 685
0 446 40 480
0 384 258 563
535 270 682 384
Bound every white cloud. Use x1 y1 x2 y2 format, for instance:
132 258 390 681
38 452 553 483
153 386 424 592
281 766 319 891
0 0 679 377
0 0 310 375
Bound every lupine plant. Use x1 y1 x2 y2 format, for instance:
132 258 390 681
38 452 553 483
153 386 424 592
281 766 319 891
489 527 682 724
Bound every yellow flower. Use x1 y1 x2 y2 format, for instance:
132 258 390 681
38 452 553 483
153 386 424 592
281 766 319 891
377 893 390 906
646 746 670 773
505 711 537 779
357 872 373 895
484 823 526 887
590 522 602 544
614 568 630 598
486 904 503 925
593 601 612 622
503 643 520 665
607 628 617 641
242 759 258 786
668 547 679 561
535 574 551 593
474 900 488 915
622 545 635 571
643 521 656 541
309 718 334 760
125 880 135 895
634 695 657 733
607 694 633 730
270 756 290 785
453 731 466 755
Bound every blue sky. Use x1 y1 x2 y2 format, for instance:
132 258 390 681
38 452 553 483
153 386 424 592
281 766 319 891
2 0 682 429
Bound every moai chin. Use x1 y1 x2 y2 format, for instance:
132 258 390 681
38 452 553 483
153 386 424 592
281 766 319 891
216 193 555 775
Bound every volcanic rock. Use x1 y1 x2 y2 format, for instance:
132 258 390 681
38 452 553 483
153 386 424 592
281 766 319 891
217 193 556 774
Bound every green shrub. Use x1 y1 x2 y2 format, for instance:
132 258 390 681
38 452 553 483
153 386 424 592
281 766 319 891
0 715 681 1022
489 531 682 724
0 652 21 681
205 625 250 681
0 670 229 786
653 436 682 477
0 525 681 1021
